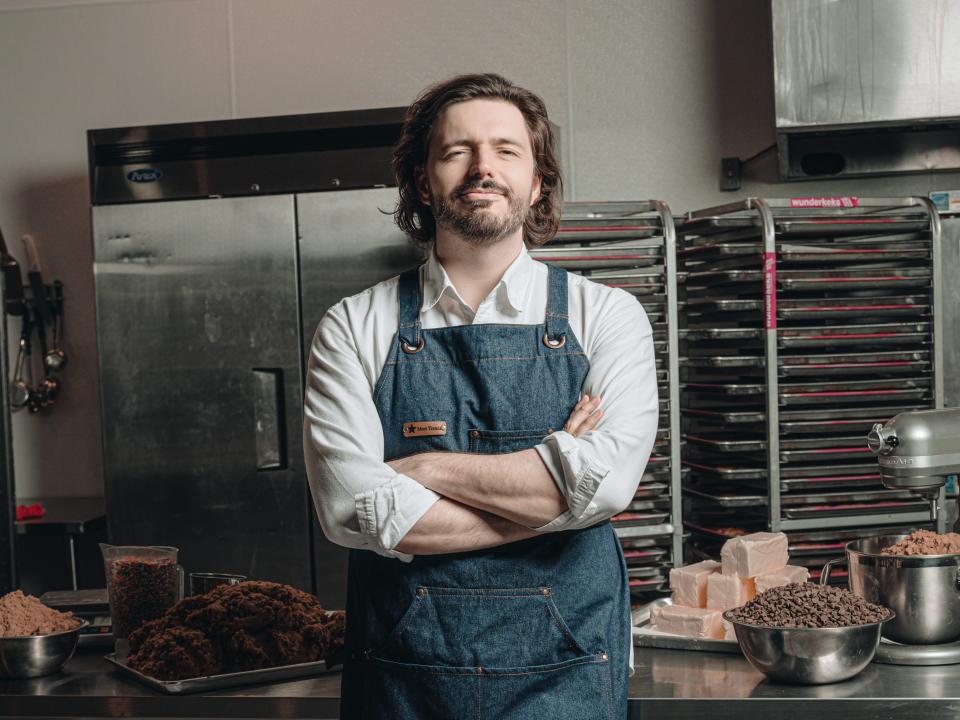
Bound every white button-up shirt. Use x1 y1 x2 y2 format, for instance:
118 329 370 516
303 244 659 562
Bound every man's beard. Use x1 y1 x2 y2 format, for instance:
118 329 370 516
432 180 530 246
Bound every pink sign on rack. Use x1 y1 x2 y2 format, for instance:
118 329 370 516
763 252 777 329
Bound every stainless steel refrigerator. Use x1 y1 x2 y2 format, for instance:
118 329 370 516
90 110 420 608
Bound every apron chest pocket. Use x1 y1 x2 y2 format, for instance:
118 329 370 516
468 428 553 455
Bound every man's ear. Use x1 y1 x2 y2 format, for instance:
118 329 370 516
530 174 542 206
415 167 431 205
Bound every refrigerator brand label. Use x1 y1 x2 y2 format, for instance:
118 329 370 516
403 421 447 438
789 196 859 208
126 168 163 183
763 252 776 329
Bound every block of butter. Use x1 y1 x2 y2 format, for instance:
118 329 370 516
668 559 720 607
650 605 724 640
754 564 810 593
721 618 738 641
720 531 789 577
706 572 756 610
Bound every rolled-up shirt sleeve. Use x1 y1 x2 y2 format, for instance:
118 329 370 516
533 288 659 532
303 302 440 561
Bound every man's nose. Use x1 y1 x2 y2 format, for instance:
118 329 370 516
468 147 495 178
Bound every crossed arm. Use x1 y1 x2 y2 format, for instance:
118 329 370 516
393 394 603 555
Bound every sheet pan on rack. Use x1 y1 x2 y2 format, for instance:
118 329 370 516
529 244 663 269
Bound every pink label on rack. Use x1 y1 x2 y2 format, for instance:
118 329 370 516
789 196 860 208
763 252 777 329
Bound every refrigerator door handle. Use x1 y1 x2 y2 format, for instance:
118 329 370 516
252 368 287 471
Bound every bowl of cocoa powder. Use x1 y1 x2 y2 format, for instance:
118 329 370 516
0 590 88 678
841 532 960 644
723 583 893 685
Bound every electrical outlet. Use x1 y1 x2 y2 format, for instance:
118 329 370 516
720 157 741 191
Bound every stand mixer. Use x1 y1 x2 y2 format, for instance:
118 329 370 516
867 407 960 523
848 407 960 664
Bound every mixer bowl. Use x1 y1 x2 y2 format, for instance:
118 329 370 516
841 534 960 645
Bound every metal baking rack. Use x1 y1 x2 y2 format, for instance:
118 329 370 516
530 201 682 601
676 197 945 571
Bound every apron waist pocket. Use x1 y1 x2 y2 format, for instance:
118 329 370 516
366 586 600 670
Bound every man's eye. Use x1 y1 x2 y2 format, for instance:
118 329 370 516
498 149 519 157
444 151 465 159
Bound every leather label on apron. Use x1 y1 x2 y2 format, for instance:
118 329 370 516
403 421 447 438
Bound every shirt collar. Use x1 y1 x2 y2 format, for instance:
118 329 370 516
421 245 533 314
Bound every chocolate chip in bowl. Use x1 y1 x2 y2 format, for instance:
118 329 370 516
723 583 894 685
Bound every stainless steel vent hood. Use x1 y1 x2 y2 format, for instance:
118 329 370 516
773 0 960 180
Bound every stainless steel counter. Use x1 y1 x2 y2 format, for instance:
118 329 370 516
1 647 958 719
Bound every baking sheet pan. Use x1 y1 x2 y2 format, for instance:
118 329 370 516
105 652 341 695
631 598 741 653
529 245 662 269
687 376 931 396
555 221 663 242
778 404 931 422
633 482 670 500
736 472 882 492
778 386 930 406
612 512 670 527
614 523 674 540
780 499 929 519
778 295 931 320
623 547 669 564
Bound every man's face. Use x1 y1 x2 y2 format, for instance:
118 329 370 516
418 98 542 246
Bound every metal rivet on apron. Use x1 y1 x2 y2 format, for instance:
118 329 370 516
401 337 425 354
599 651 608 661
540 587 551 596
542 332 567 349
469 430 480 439
476 666 483 675
416 587 426 597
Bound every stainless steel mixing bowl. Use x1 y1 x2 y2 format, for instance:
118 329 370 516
0 620 88 678
821 534 960 645
722 611 893 685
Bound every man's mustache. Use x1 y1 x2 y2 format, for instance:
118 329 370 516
455 181 510 198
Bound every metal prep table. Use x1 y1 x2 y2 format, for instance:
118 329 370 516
0 647 957 719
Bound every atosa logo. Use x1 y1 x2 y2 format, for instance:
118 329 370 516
126 168 163 183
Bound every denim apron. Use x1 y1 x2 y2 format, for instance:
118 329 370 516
340 263 630 719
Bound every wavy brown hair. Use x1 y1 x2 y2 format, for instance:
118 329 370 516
393 73 563 248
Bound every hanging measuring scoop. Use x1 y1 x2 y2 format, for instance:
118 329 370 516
44 281 66 372
9 312 32 412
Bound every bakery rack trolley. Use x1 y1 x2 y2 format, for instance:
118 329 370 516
675 197 945 582
530 201 682 602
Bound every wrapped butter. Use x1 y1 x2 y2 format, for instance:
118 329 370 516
650 605 724 640
668 559 720 608
720 531 788 577
706 572 756 610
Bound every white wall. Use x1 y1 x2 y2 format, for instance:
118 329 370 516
1 0 958 499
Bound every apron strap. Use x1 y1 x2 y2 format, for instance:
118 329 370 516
544 264 569 346
397 266 423 351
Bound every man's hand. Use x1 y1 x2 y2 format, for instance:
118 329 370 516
564 393 603 437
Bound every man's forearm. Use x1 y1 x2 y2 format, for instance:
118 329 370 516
394 497 538 555
393 449 568 528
